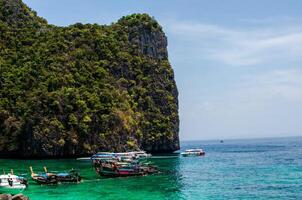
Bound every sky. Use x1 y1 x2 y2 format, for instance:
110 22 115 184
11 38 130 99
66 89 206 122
23 0 302 141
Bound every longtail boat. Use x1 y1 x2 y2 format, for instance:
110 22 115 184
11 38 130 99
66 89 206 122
30 166 58 184
53 170 81 183
94 160 141 177
30 167 81 184
92 151 157 178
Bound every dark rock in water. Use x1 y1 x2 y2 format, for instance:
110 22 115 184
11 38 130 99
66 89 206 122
12 194 29 200
0 194 29 200
0 0 179 158
0 194 10 200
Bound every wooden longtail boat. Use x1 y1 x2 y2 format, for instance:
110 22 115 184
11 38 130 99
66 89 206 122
30 167 81 184
93 159 157 177
96 161 144 177
55 170 81 183
30 167 57 185
43 167 81 183
91 151 157 178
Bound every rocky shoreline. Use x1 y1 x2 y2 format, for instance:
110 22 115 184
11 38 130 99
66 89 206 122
0 194 29 200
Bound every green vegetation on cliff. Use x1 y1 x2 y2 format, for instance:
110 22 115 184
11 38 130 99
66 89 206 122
0 0 179 157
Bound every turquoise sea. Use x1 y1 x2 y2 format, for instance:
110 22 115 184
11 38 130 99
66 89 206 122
1 137 302 199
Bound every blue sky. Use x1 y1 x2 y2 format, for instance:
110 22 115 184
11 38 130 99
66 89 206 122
23 0 302 140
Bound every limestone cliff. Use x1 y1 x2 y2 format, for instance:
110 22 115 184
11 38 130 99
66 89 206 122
0 0 179 158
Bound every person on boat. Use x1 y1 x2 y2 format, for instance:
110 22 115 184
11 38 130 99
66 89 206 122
8 178 13 187
112 163 117 171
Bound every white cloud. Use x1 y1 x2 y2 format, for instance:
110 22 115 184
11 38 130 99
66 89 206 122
179 68 302 140
198 69 302 113
166 18 302 140
239 16 302 25
165 20 302 66
237 69 302 103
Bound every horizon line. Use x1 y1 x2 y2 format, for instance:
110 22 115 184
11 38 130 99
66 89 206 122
180 135 302 142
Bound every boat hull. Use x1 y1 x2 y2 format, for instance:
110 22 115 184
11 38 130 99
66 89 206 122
57 175 81 183
94 163 157 178
31 169 81 184
181 152 205 157
0 184 26 190
0 175 27 190
97 170 145 177
32 174 58 185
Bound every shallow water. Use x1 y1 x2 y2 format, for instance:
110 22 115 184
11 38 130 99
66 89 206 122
1 137 302 199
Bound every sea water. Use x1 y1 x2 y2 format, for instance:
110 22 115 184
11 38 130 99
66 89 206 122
0 137 302 199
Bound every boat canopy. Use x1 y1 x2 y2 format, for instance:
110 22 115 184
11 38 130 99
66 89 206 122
91 151 150 160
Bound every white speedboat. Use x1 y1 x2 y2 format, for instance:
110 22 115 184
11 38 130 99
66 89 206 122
128 151 151 159
181 149 205 157
0 173 27 189
91 151 151 162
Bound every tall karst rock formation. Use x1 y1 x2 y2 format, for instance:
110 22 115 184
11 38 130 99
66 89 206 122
0 0 179 158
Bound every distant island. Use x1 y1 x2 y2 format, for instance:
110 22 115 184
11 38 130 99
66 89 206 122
0 0 179 158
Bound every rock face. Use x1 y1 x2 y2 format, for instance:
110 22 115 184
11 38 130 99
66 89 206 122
0 0 179 158
0 194 29 200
